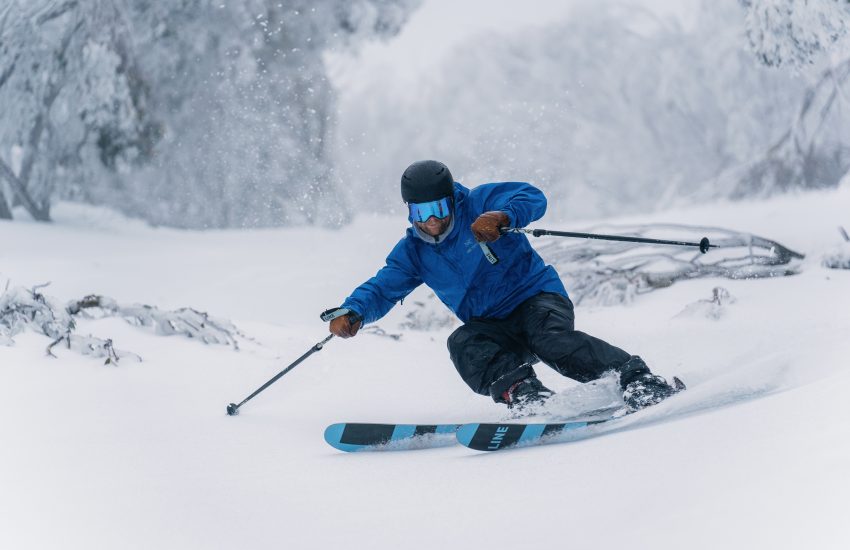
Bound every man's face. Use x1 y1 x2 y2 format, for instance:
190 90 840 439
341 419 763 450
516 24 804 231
415 214 453 237
408 196 452 237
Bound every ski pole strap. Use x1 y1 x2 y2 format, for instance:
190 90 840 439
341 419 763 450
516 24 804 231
501 227 715 254
320 307 361 322
479 242 499 265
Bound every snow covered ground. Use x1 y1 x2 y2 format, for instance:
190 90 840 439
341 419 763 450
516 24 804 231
1 185 849 549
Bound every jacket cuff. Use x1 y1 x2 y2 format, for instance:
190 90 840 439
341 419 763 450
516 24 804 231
500 208 516 228
340 300 366 324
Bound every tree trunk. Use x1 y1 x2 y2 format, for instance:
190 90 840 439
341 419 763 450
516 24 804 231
0 157 50 221
0 190 12 219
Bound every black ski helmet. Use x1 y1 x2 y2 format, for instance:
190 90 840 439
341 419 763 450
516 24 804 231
400 160 454 203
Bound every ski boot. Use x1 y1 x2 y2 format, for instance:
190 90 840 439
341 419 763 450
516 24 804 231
502 375 554 413
622 373 680 410
619 356 684 411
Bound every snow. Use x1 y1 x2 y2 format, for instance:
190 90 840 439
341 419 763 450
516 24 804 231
744 0 850 68
2 185 850 549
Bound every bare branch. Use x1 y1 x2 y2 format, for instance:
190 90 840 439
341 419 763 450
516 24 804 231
0 54 18 90
35 0 78 25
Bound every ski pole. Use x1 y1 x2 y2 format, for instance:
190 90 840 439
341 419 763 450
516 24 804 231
226 308 360 416
501 227 716 253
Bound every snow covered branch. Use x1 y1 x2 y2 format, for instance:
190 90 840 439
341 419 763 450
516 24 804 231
822 226 850 268
401 293 457 332
395 223 806 329
66 294 243 347
675 287 738 320
0 283 244 363
534 223 805 306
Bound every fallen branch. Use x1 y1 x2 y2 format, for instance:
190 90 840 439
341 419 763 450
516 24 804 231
534 223 805 305
1 283 245 363
67 295 242 348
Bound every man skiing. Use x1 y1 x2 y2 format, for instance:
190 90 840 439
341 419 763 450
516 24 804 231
328 160 678 411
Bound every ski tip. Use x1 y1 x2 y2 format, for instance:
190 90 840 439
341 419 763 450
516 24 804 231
455 423 479 447
323 423 344 444
323 423 361 452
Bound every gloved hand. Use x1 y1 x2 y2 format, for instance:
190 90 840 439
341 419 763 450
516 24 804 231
329 313 362 338
471 211 510 242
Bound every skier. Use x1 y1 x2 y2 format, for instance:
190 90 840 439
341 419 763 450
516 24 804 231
328 160 678 411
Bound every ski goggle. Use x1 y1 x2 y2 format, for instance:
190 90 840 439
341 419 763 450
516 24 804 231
408 197 452 223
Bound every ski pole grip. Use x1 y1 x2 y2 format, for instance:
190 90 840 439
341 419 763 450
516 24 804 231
321 307 363 324
321 307 351 322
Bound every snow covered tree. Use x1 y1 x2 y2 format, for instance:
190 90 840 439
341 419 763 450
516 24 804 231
335 0 815 221
727 0 850 197
335 0 849 221
0 0 143 220
111 0 419 228
0 0 175 223
742 0 850 68
714 56 850 197
0 0 419 227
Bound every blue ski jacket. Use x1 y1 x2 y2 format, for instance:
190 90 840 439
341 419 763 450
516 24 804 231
341 181 568 325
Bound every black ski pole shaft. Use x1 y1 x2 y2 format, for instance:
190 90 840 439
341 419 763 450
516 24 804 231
226 309 362 416
502 227 716 253
226 334 333 416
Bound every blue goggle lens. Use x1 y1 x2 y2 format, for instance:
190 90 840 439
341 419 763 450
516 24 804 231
408 197 451 223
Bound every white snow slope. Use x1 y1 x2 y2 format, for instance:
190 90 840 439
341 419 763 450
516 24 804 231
1 186 849 550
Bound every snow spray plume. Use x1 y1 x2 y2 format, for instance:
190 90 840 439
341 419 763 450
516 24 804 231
226 309 361 416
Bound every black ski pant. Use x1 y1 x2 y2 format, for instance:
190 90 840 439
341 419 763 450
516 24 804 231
447 292 636 402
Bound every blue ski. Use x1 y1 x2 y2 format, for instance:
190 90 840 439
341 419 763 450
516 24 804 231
455 419 614 452
457 376 686 452
324 423 460 452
